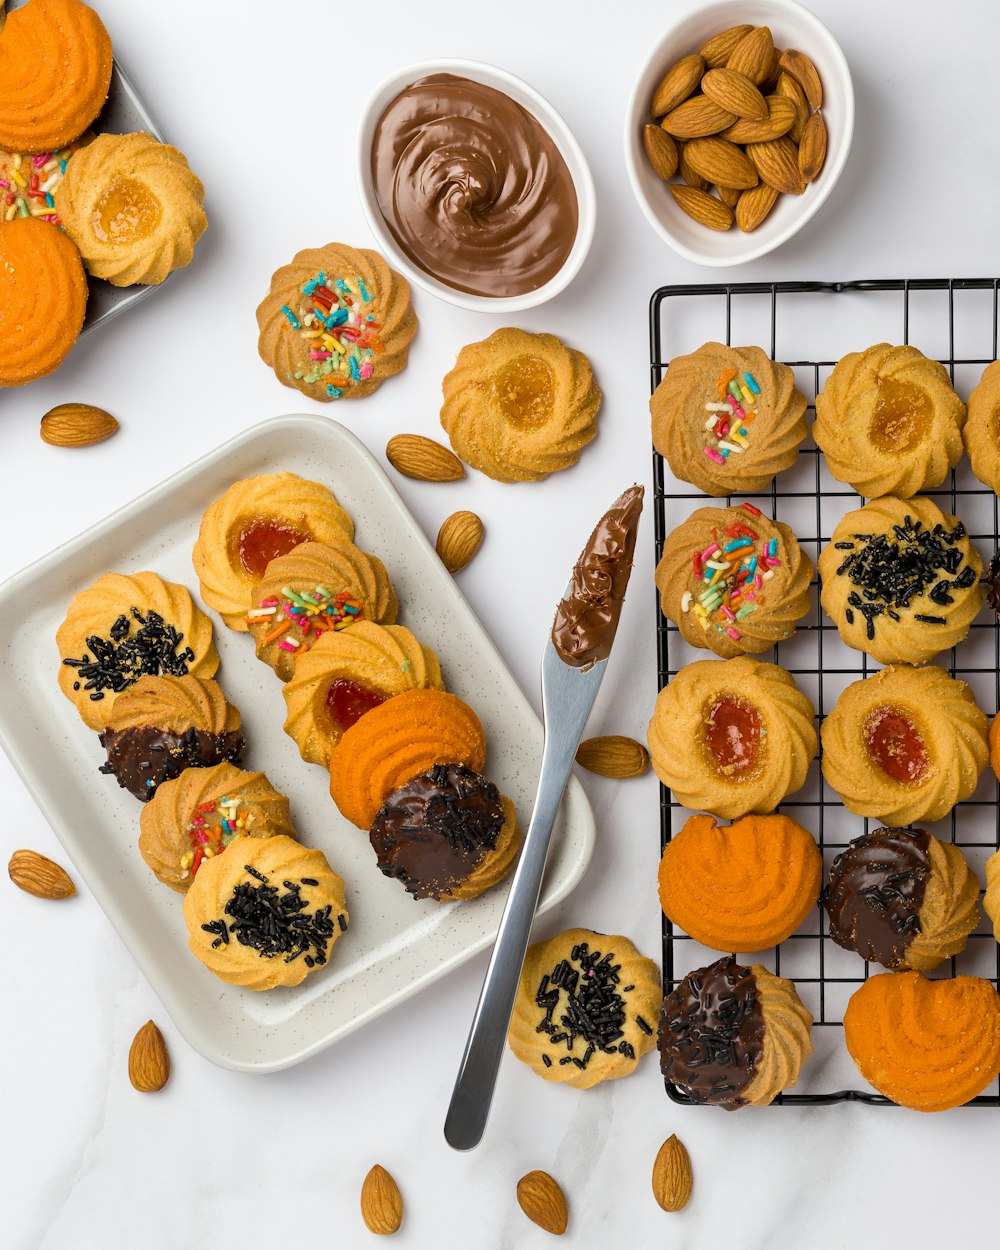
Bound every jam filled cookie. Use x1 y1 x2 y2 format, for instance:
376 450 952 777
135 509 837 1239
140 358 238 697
818 496 982 665
647 656 817 819
844 971 1000 1111
659 955 813 1109
57 571 219 732
98 675 244 802
507 928 663 1089
655 501 813 658
439 328 601 483
193 473 354 631
256 243 416 402
184 834 348 990
650 343 807 496
820 665 988 826
825 827 980 971
963 360 1000 494
658 813 822 952
814 344 965 499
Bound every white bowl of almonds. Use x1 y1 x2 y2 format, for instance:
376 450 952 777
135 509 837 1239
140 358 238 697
624 0 854 266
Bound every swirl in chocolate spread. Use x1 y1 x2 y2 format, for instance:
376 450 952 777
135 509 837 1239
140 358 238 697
371 73 579 298
551 485 644 668
824 827 931 968
99 725 246 802
658 955 764 1109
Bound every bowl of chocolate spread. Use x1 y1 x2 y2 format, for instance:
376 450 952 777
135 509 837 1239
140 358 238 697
357 60 596 312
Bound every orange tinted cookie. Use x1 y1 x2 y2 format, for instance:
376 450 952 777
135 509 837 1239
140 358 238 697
990 713 1000 781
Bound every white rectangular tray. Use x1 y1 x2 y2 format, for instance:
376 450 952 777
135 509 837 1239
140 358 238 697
0 414 594 1071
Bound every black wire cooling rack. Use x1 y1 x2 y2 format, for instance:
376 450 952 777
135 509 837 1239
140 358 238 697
651 279 1000 1106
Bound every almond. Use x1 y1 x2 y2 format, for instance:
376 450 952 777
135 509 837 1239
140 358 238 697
7 848 75 899
40 403 118 448
661 95 736 139
779 47 823 109
721 95 796 143
642 124 678 180
798 109 827 182
436 511 484 573
650 53 705 117
726 26 775 87
700 67 767 120
517 1171 568 1236
747 136 805 195
361 1165 403 1235
128 1020 170 1093
697 24 753 69
735 182 780 232
716 184 741 209
684 137 758 190
677 143 709 190
669 185 733 231
576 735 649 778
776 72 809 143
386 433 464 482
652 1135 693 1212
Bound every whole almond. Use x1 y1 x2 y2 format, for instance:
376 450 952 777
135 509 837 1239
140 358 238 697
7 848 75 899
747 136 805 195
642 124 679 180
436 511 484 573
386 434 464 482
798 110 828 182
40 403 118 448
726 26 775 87
736 182 780 232
652 1135 693 1212
677 143 709 190
128 1020 170 1093
779 47 823 109
669 185 733 231
650 53 705 117
700 67 767 120
517 1171 568 1236
716 184 741 209
721 95 796 144
698 24 753 68
776 72 809 143
661 95 736 139
361 1164 403 1235
576 735 649 778
684 137 758 190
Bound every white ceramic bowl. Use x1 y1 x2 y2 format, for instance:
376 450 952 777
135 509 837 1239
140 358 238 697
624 0 854 267
356 59 596 313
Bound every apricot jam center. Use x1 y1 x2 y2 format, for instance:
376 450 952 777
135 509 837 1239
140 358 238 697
864 705 929 785
703 695 763 777
91 176 162 244
326 679 386 731
868 378 932 454
490 356 554 430
234 517 310 578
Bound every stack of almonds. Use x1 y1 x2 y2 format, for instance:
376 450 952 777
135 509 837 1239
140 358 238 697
642 24 827 233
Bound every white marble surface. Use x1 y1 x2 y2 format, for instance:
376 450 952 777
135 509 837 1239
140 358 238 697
4 0 1000 1246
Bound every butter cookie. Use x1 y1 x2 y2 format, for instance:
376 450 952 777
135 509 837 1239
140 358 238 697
963 360 1000 494
982 848 1000 943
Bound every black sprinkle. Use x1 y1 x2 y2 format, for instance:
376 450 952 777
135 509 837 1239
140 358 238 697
542 1053 552 1068
300 878 318 886
636 1016 653 1036
61 609 193 701
914 614 946 625
204 868 337 966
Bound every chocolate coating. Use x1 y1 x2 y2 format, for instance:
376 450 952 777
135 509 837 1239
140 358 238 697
824 827 931 969
371 73 578 298
986 550 1000 616
99 725 246 802
551 485 643 667
370 763 505 900
658 955 764 1109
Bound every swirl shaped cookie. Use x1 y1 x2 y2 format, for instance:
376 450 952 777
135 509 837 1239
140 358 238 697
659 956 813 1109
57 571 218 731
439 328 601 483
139 762 295 892
825 827 980 971
184 834 348 990
658 813 822 952
844 971 1000 1111
656 502 813 658
193 473 354 631
983 849 1000 943
650 343 807 496
507 928 663 1090
646 657 817 819
99 675 244 801
820 665 988 826
283 623 444 768
256 243 416 401
57 132 207 286
964 360 1000 493
818 496 982 665
814 344 965 498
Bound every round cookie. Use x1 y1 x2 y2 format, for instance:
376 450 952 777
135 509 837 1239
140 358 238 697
964 360 1000 494
982 848 1000 942
814 343 966 499
820 664 988 826
646 656 817 819
825 827 980 971
439 328 601 483
655 501 813 658
0 216 87 385
818 496 982 665
507 928 662 1089
256 243 416 401
57 131 206 285
184 834 348 989
650 343 807 496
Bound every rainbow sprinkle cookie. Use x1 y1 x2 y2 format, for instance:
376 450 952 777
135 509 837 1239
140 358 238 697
0 140 80 225
702 370 760 466
180 795 256 882
247 585 365 653
279 272 382 398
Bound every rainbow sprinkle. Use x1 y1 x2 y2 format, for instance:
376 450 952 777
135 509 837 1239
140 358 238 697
246 584 364 653
702 370 761 466
179 795 254 879
0 144 76 225
681 502 782 643
284 271 384 397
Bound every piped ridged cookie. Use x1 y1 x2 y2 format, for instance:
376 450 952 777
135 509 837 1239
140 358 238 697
963 360 1000 494
979 848 1000 944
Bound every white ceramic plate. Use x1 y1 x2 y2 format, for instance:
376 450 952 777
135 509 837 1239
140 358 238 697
0 415 594 1072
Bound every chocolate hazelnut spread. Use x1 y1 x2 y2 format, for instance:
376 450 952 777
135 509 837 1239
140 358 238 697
371 73 579 298
551 485 644 668
99 724 246 802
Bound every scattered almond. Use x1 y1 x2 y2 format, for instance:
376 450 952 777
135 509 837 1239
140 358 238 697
7 848 75 899
779 47 823 109
669 185 733 232
517 1171 568 1236
697 24 753 69
798 110 828 182
652 1134 693 1212
776 72 809 143
128 1020 170 1093
736 182 780 232
642 124 679 181
721 95 797 144
683 137 758 190
700 67 767 120
726 26 775 87
747 136 805 196
576 735 649 778
436 510 484 573
361 1165 403 1235
650 53 705 117
386 434 464 482
660 95 736 140
40 403 118 448
677 142 709 191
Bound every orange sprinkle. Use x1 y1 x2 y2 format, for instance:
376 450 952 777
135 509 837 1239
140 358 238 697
263 619 291 644
717 369 738 400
